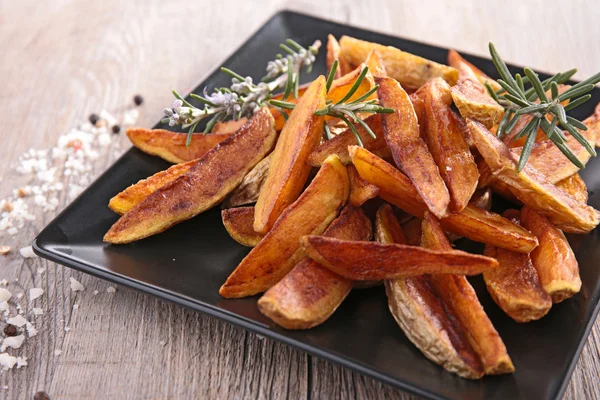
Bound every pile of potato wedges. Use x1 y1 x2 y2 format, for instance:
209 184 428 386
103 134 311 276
104 35 600 379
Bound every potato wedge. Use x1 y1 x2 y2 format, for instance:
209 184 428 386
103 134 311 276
378 205 485 379
451 79 504 129
350 146 538 252
308 114 389 166
401 217 422 246
254 76 326 234
339 35 458 89
555 173 588 204
468 119 600 233
108 159 196 215
104 108 277 244
521 207 581 303
212 118 248 134
222 207 264 247
421 213 514 375
257 205 371 329
326 34 344 79
302 236 498 280
423 78 479 212
364 49 387 79
219 154 350 298
348 165 379 206
447 49 500 91
377 76 450 218
126 128 233 164
483 210 552 322
223 154 271 208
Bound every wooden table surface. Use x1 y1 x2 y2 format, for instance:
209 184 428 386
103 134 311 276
1 0 599 398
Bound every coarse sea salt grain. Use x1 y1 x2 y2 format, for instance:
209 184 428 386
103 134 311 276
16 357 27 369
54 349 62 356
107 286 116 293
19 246 36 258
2 335 25 351
29 288 44 301
70 277 84 292
26 322 37 338
0 353 17 370
32 308 43 316
0 302 8 312
7 315 27 327
0 288 11 302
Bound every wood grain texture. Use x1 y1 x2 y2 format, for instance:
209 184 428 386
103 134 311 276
0 0 598 399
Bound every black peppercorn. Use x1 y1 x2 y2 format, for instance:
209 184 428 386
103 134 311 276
112 125 121 134
133 94 144 106
3 324 17 337
88 113 99 126
33 392 51 400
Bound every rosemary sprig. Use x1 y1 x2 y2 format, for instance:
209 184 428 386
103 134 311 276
162 39 321 146
269 62 394 144
485 43 600 171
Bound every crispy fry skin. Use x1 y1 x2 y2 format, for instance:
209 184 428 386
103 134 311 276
301 236 498 280
348 165 379 206
377 205 484 379
364 49 387 78
126 128 233 164
223 154 271 208
483 210 552 322
401 218 422 246
212 118 248 134
308 114 389 166
108 159 196 215
423 78 479 211
555 173 588 204
447 49 500 91
258 205 371 329
377 76 450 218
219 155 350 298
339 36 458 89
254 76 326 234
521 207 581 303
350 146 538 252
326 34 343 79
222 207 264 247
421 213 514 375
468 119 600 233
451 79 504 129
104 108 277 244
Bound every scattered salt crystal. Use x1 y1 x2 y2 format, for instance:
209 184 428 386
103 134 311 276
0 353 17 370
54 349 62 356
37 267 46 275
7 315 27 327
70 277 84 292
64 327 70 332
0 288 11 302
93 290 99 295
29 288 44 301
72 304 79 310
2 335 25 350
107 286 116 293
19 246 37 258
98 133 111 147
32 308 43 316
123 108 139 125
26 322 37 338
159 340 167 346
7 227 18 236
0 302 8 312
100 110 117 127
0 279 6 286
446 166 453 171
16 357 27 369
16 293 23 299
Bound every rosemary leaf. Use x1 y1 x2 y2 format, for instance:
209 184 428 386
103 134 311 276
326 60 339 92
563 94 591 111
518 124 538 172
336 66 369 104
524 68 548 103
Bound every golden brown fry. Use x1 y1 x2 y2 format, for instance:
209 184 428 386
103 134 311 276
377 76 450 218
421 213 514 375
212 118 248 134
364 49 387 78
521 207 581 303
254 76 326 234
126 128 234 164
447 49 500 91
555 173 588 204
219 155 350 298
223 154 271 208
468 119 600 233
326 34 343 79
401 218 422 246
350 146 538 252
301 236 498 280
423 78 479 212
104 108 277 244
451 79 504 129
108 159 196 215
222 207 264 247
258 205 371 329
471 188 493 211
375 204 407 244
483 210 552 322
308 114 389 166
348 165 379 206
339 35 458 89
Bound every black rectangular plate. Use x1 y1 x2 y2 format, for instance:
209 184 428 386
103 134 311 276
33 10 600 400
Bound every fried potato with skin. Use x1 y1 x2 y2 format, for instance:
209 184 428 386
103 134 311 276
421 213 514 375
555 173 588 204
451 79 504 129
104 108 277 244
222 207 264 247
468 119 600 233
219 155 350 298
379 206 484 379
471 188 493 211
401 217 422 246
212 118 248 134
339 36 458 89
447 49 500 91
223 154 271 208
326 34 344 79
258 205 371 330
364 49 387 78
483 210 552 322
350 146 538 252
377 76 450 218
423 78 479 212
126 128 234 164
254 76 326 234
308 114 389 166
348 165 379 206
108 159 196 215
521 207 581 303
301 236 498 280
